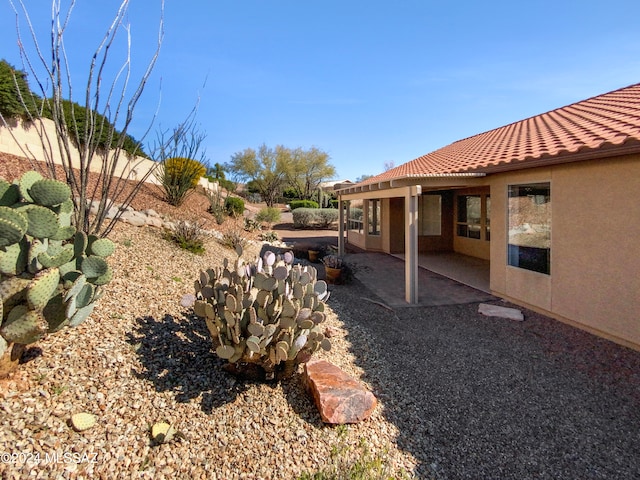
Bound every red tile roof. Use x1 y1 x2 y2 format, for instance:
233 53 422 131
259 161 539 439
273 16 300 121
360 83 640 186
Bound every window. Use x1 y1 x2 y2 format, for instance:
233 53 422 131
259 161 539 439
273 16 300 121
348 200 364 233
457 195 482 239
368 200 381 235
418 195 442 235
486 196 491 241
508 183 551 275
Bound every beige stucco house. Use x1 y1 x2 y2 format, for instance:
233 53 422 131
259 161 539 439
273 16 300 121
337 83 640 350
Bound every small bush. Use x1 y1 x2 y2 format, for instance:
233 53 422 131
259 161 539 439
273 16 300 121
220 221 246 250
244 217 262 232
158 157 206 206
164 220 205 254
203 188 226 225
329 199 339 208
315 208 339 228
292 208 339 229
255 207 281 224
292 208 317 228
224 196 245 217
259 231 279 243
290 199 319 210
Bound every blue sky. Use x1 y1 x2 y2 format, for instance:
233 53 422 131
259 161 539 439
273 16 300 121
1 0 640 181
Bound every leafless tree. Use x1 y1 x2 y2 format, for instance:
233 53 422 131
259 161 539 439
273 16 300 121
0 0 164 236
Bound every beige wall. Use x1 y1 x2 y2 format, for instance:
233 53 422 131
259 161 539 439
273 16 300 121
490 155 640 349
0 118 218 192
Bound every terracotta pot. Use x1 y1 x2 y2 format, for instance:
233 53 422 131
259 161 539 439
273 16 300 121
0 342 26 379
325 266 342 284
308 250 320 262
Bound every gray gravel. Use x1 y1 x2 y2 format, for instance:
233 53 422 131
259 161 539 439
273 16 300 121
330 278 640 479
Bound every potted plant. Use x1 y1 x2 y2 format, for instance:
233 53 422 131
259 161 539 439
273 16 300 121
322 254 343 284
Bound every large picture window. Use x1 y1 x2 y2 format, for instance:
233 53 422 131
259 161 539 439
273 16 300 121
508 183 551 274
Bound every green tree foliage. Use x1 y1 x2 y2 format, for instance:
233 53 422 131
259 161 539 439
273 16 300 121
226 144 335 207
0 60 145 158
290 200 319 210
0 59 39 120
285 146 336 201
226 144 289 207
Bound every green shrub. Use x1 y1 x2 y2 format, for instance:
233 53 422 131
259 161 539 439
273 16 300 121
329 199 339 208
290 200 319 210
292 208 339 229
292 208 317 228
255 207 281 224
224 196 245 217
315 208 339 228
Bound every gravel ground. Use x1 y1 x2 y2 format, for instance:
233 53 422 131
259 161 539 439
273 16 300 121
330 282 640 479
0 222 416 479
2 157 640 479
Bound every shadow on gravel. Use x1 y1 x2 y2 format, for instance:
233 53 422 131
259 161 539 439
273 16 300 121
127 312 328 428
127 313 254 413
329 278 640 480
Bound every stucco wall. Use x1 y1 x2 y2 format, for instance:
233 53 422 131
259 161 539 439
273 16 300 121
0 118 218 191
490 155 640 348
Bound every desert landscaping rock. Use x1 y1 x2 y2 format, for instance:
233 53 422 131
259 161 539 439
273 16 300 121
304 359 378 424
478 302 525 321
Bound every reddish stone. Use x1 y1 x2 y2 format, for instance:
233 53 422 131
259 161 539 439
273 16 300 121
303 359 377 424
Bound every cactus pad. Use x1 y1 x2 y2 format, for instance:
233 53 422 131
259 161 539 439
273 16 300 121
0 180 20 206
0 305 48 344
0 206 28 247
0 240 28 276
23 205 60 239
68 302 96 327
28 179 71 207
89 238 116 258
38 244 75 268
70 412 96 432
18 171 43 203
26 268 60 310
81 256 108 279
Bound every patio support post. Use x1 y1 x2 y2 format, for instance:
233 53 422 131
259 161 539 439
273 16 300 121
338 195 345 256
405 185 421 303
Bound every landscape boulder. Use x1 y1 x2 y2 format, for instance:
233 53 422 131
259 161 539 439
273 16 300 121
303 359 377 424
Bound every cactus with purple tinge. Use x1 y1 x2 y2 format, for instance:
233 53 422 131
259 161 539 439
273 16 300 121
191 247 331 379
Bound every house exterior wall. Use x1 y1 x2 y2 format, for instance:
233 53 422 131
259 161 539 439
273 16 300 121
490 155 640 349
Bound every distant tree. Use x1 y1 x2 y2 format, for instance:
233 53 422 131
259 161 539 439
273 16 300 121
355 174 374 183
383 160 395 171
285 146 335 201
208 162 226 180
0 59 39 120
226 144 289 206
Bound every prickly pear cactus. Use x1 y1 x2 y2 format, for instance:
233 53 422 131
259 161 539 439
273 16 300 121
0 171 115 376
192 247 331 380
